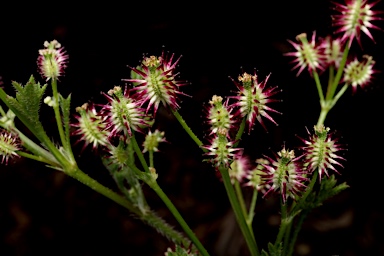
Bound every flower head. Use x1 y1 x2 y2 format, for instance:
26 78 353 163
202 128 242 169
260 147 308 203
245 158 272 193
0 130 20 164
332 0 383 47
124 51 189 115
143 129 167 153
297 125 346 181
229 154 252 184
71 103 109 151
285 32 325 76
101 86 153 138
319 36 344 68
229 72 281 133
206 95 235 135
343 55 376 92
37 40 68 81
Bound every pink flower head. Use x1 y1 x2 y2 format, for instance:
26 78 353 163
332 0 383 47
343 55 376 93
37 40 68 81
319 36 344 68
260 147 308 203
0 129 20 165
245 158 272 193
297 125 346 181
229 72 281 133
202 128 242 169
124 51 190 115
229 154 252 184
71 103 109 151
285 32 325 76
205 95 235 135
101 86 153 138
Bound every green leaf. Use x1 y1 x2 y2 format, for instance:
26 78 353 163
0 76 69 168
260 242 282 256
301 175 349 211
0 75 47 137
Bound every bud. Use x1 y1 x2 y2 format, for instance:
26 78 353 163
143 129 166 153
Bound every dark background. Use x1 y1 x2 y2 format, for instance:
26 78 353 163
1 1 384 255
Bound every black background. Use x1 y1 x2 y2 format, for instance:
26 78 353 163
1 1 384 255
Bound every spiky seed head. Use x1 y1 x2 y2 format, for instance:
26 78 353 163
0 129 20 165
229 72 281 133
37 40 68 81
260 147 308 203
71 103 109 151
332 0 383 47
285 32 325 76
101 86 153 138
298 125 346 181
343 55 376 93
124 51 189 115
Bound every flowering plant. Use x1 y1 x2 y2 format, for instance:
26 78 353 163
0 1 382 255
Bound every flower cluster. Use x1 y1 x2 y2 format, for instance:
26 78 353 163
285 0 381 93
241 124 346 203
69 51 191 163
202 70 281 173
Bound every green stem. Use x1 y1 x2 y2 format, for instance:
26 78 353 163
148 180 210 256
287 210 309 256
234 180 255 240
51 78 67 149
331 83 349 108
326 65 335 95
275 201 288 246
68 168 141 214
292 171 318 214
283 218 293 256
130 133 150 173
149 150 154 168
247 189 258 225
67 167 190 247
234 117 246 147
316 107 329 127
234 180 248 219
171 109 204 148
14 127 61 168
313 71 324 103
17 151 59 166
326 43 350 101
219 166 259 256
